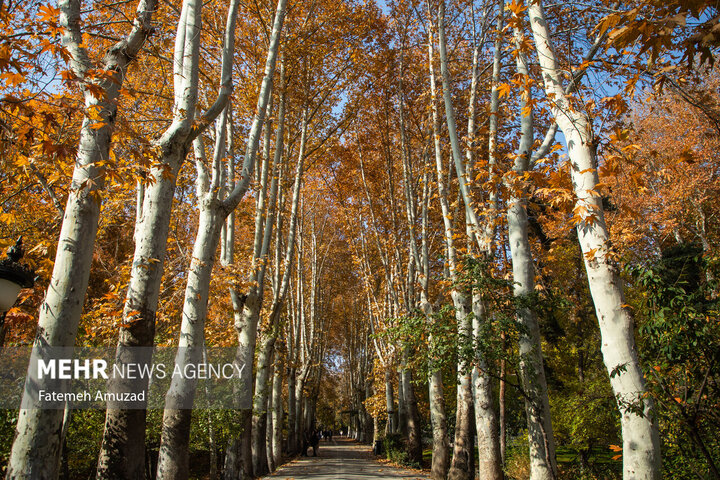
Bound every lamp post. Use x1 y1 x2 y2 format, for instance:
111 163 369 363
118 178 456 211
0 237 35 347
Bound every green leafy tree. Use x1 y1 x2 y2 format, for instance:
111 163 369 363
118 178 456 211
632 243 720 479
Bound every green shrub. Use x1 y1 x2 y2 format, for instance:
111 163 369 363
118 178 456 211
382 433 411 466
504 432 530 480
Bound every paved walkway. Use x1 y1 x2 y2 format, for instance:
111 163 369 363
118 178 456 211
261 437 429 480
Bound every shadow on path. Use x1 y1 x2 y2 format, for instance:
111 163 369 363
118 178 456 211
262 437 429 479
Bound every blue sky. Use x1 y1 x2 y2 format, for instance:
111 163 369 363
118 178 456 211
375 0 390 15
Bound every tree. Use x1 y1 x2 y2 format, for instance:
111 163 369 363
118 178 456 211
435 1 504 477
526 0 662 478
6 1 157 477
154 1 286 477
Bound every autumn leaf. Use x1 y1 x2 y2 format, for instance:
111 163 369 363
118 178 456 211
37 5 61 23
497 83 512 99
1 72 25 87
506 0 528 16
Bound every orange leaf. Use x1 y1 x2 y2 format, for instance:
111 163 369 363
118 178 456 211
497 83 512 99
1 72 25 87
37 5 61 23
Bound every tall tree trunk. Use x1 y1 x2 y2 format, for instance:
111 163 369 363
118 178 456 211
469 3 504 478
265 363 275 473
397 369 407 435
448 290 475 480
252 83 304 475
99 143 187 479
497 8 560 480
155 204 225 480
385 370 396 434
436 0 483 247
238 85 299 478
7 1 156 478
287 367 297 452
499 348 507 465
472 295 504 480
428 367 449 479
295 376 305 452
434 3 479 478
527 3 661 479
402 349 423 464
426 17 451 477
96 0 240 476
271 353 284 468
396 45 424 465
245 81 280 480
156 2 285 477
252 335 274 475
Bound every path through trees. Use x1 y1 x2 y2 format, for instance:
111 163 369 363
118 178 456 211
0 1 718 479
261 438 428 480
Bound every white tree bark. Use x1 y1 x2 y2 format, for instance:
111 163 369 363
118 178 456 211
239 89 301 479
252 334 274 475
435 3 497 478
7 1 156 477
470 4 504 479
526 2 661 479
156 2 286 478
436 0 483 250
426 18 451 477
247 87 277 478
156 202 224 479
270 350 284 468
250 72 286 477
502 9 560 480
396 50 424 464
97 0 240 475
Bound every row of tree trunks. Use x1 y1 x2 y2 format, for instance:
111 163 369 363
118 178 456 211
95 0 250 477
6 0 158 477
435 2 502 479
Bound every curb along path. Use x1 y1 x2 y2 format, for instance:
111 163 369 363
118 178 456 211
261 437 430 480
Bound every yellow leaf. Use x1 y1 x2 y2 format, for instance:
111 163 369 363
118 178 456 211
497 83 512 99
15 155 30 167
